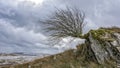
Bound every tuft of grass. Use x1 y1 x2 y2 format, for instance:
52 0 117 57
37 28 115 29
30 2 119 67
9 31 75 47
100 26 120 33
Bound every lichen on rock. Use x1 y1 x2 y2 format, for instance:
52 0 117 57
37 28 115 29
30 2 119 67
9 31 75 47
77 28 120 66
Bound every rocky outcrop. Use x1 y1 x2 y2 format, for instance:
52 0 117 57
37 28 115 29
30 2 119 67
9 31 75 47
80 28 120 65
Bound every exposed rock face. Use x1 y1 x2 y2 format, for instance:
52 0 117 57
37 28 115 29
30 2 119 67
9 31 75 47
109 33 120 52
88 33 108 64
84 29 120 64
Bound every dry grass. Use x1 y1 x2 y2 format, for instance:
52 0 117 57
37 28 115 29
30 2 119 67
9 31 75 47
1 45 117 68
100 26 120 33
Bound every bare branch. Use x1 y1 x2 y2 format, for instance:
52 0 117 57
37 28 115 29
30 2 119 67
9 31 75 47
41 7 86 38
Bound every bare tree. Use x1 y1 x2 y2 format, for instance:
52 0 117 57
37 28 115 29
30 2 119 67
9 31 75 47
41 7 86 38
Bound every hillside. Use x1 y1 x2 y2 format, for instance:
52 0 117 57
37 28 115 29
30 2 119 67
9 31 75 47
1 27 120 68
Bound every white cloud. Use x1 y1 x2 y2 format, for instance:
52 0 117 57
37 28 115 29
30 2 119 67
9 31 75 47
28 0 44 5
0 19 51 54
0 0 120 54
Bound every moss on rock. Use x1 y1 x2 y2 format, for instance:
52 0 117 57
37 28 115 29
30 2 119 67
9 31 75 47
85 28 115 42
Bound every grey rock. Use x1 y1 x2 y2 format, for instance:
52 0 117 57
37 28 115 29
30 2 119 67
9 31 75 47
87 32 120 64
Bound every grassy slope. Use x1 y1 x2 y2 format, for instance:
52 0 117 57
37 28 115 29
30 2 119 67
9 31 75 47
2 27 120 68
3 49 82 68
2 48 115 68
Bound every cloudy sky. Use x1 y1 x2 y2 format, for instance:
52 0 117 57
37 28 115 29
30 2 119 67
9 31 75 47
0 0 120 54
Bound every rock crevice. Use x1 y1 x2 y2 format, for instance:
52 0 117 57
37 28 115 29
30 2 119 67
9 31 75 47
80 29 120 64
